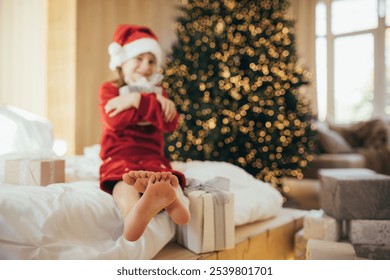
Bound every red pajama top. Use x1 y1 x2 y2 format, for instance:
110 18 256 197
98 81 185 194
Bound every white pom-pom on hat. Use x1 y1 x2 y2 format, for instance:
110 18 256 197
108 42 122 56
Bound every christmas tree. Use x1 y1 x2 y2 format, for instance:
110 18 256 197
163 0 318 187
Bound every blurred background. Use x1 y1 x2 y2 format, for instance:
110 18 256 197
2 0 389 156
0 0 315 155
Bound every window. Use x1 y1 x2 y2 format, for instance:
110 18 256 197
316 0 390 123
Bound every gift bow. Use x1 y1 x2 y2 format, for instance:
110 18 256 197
186 176 231 204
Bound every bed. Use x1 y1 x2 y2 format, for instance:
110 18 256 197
0 106 305 260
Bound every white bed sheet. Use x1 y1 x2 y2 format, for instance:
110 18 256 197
0 180 175 260
0 150 282 260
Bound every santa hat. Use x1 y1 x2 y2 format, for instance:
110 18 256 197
108 24 162 70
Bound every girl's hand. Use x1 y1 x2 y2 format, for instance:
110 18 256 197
104 93 141 117
156 95 177 122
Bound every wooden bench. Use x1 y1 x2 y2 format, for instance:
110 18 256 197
154 208 307 260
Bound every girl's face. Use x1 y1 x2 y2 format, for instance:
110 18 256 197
121 52 157 84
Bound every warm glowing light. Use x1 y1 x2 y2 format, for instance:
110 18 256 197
163 0 318 192
53 139 68 157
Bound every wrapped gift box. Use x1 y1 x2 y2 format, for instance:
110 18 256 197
4 159 65 186
319 171 390 219
349 220 390 245
177 177 235 254
306 239 356 260
294 228 307 260
303 209 339 241
353 244 390 260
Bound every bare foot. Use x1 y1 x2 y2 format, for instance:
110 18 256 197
122 173 176 241
123 170 153 193
165 174 191 225
123 170 190 225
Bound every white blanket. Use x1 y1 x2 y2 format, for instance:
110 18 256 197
0 180 175 260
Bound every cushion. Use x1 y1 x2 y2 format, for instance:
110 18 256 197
316 122 353 153
330 119 388 148
352 119 387 148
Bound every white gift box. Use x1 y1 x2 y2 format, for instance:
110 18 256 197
177 177 235 254
306 239 356 260
304 209 339 241
294 228 308 260
349 220 390 245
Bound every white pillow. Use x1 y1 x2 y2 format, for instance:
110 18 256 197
0 106 55 182
172 160 283 226
315 121 353 153
0 105 54 156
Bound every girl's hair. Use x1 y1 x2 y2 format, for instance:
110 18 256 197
111 67 127 87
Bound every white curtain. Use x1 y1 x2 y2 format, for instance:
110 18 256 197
0 0 47 118
289 0 318 114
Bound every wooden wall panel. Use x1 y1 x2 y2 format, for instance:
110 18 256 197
47 0 77 154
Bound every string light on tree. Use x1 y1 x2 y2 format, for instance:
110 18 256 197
163 0 318 189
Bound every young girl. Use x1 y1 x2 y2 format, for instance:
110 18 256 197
98 24 190 242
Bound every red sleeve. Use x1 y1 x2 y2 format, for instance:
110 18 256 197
99 82 178 132
138 89 179 133
99 82 141 130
